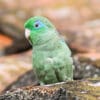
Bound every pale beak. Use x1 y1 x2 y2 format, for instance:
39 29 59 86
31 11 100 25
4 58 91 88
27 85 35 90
25 29 30 39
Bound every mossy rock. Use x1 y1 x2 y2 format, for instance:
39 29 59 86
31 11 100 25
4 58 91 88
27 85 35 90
0 78 100 100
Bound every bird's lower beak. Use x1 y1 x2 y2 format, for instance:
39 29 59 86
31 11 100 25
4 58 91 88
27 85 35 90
25 29 30 39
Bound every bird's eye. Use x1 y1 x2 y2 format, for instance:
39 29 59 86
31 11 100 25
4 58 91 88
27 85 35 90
34 23 39 28
33 20 44 29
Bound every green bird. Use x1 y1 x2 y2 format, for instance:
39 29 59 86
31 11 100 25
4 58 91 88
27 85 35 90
24 16 73 85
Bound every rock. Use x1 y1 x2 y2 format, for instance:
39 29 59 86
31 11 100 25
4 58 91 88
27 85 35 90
0 87 67 100
73 55 100 79
0 78 100 100
76 52 100 68
2 70 38 93
62 20 100 53
0 51 33 92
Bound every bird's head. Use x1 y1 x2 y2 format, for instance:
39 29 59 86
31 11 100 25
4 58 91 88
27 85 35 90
24 16 56 45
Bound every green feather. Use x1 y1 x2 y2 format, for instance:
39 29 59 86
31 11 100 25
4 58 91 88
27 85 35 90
24 16 73 85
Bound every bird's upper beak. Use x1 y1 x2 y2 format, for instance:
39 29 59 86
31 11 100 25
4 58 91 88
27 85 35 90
25 29 30 39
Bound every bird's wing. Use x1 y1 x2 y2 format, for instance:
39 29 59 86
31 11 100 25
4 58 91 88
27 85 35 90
53 55 73 81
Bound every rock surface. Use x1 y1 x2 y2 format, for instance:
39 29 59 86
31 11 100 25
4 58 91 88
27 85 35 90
0 78 100 100
0 51 32 92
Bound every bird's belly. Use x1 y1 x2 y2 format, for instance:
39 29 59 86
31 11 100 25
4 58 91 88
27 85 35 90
33 50 69 69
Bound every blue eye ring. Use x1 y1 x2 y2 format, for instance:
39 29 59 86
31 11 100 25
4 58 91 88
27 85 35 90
33 20 45 29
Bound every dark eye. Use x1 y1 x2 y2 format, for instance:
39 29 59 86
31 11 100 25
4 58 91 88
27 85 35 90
34 23 39 28
34 20 45 29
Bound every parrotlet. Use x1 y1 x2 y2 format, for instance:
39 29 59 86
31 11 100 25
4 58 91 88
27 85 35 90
24 16 73 85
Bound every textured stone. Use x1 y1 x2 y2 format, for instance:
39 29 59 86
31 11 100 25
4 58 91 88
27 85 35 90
0 78 100 100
